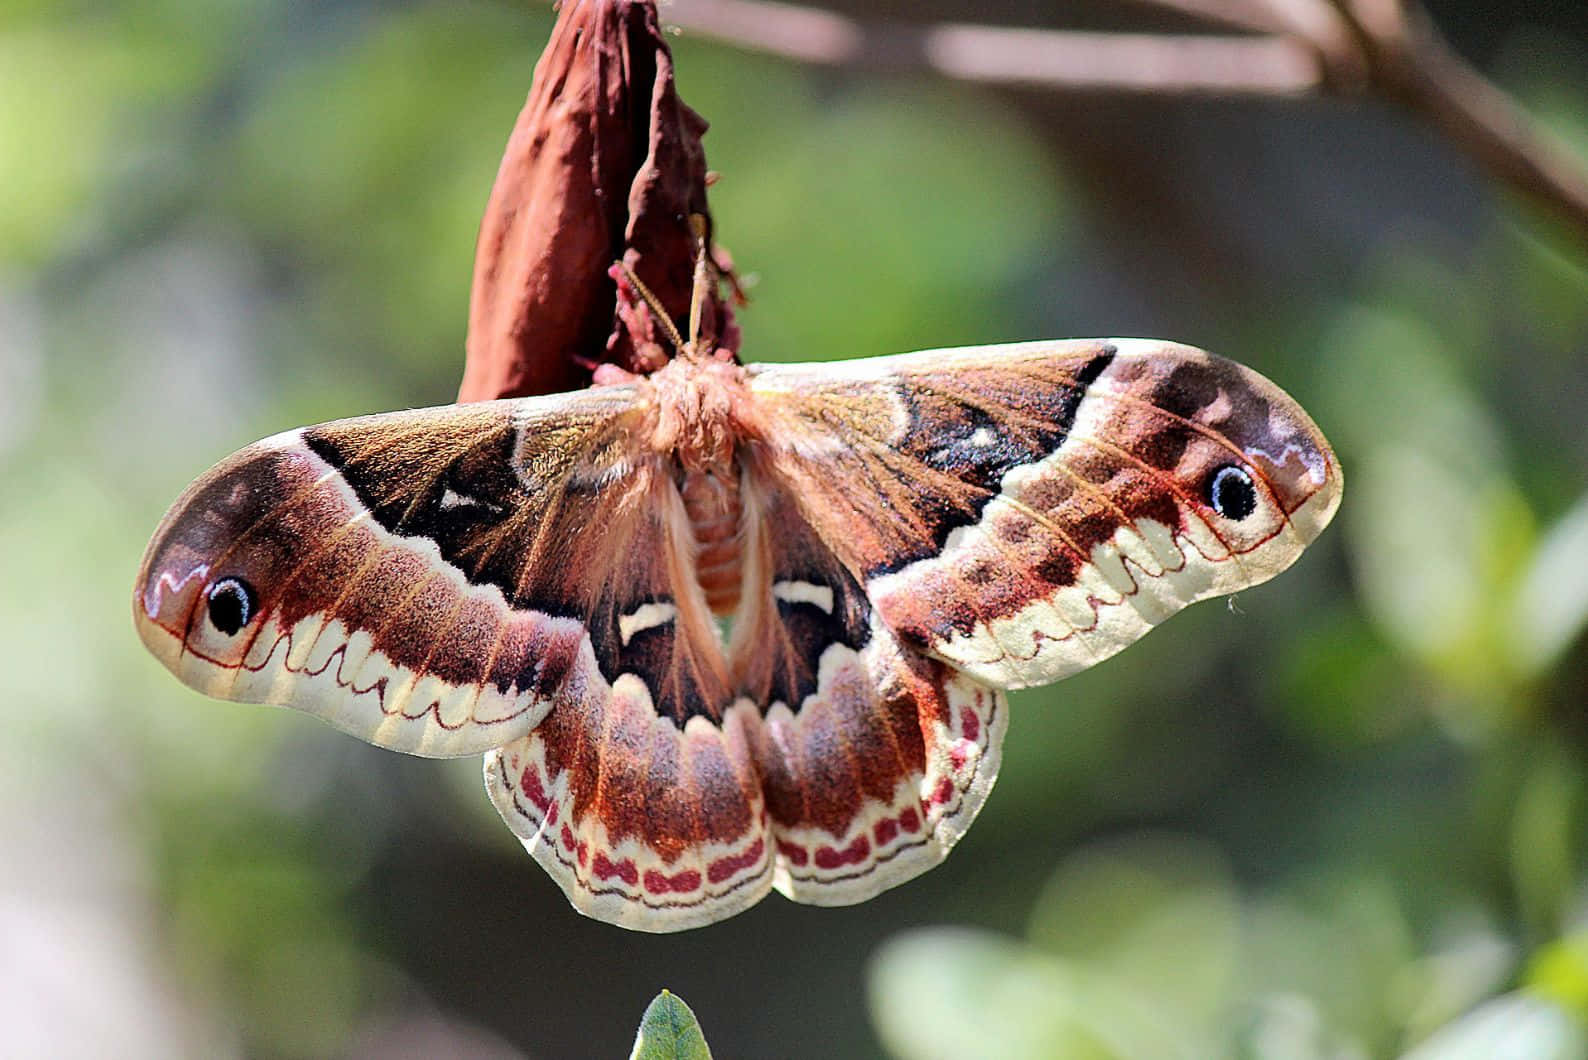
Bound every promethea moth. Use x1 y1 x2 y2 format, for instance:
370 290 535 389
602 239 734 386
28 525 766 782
135 338 1340 931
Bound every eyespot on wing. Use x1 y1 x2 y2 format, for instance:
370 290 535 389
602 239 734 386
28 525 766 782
133 432 327 672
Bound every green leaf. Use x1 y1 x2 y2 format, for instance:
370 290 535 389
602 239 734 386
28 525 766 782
869 928 1193 1060
0 26 191 264
1244 875 1415 1054
1399 994 1586 1060
1347 451 1496 673
1509 492 1588 677
1510 750 1583 935
1025 834 1239 1036
630 991 713 1060
1312 305 1503 481
1526 931 1588 1019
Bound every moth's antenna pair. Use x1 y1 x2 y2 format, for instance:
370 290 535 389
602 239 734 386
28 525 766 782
614 215 714 359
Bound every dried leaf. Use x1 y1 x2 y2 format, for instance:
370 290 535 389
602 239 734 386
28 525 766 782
461 0 732 401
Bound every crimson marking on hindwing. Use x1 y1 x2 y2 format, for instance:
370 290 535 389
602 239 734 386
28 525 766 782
814 835 871 870
496 685 1000 909
774 690 1000 888
645 868 703 895
497 755 772 911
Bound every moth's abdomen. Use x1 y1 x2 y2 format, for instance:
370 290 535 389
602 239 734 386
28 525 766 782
680 465 743 614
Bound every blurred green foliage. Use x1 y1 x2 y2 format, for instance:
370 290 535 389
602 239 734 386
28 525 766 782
3 1 1588 1057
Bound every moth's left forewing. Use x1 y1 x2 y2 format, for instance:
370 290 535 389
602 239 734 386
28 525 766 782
133 392 640 757
750 340 1341 692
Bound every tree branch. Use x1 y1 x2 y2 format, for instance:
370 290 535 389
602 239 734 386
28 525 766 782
1324 0 1588 240
665 0 1322 95
662 0 1588 245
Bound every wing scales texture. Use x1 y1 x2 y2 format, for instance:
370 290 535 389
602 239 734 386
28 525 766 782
135 339 1340 930
751 340 1340 688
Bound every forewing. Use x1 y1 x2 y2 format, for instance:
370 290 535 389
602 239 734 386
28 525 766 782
750 339 1342 689
134 388 656 757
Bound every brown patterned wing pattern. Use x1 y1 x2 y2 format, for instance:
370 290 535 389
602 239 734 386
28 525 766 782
136 337 1340 932
749 339 1343 690
134 386 664 757
135 384 793 928
485 477 1008 928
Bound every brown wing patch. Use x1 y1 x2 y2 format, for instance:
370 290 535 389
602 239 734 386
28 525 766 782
751 340 1341 690
486 684 774 933
485 615 1006 928
750 343 1116 581
133 414 594 756
137 387 739 732
749 623 1006 905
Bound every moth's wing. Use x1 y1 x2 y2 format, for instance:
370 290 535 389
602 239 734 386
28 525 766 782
135 388 654 758
481 455 1012 928
480 459 781 932
139 389 779 930
750 658 1005 909
749 339 1342 690
727 480 1007 907
485 697 776 932
483 477 1006 929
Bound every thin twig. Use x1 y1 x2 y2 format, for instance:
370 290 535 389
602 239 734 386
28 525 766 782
662 0 1588 245
665 0 1322 95
1323 0 1588 236
1124 0 1300 35
924 26 1320 95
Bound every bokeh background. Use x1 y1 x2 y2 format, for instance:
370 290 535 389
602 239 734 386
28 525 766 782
5 1 1588 1056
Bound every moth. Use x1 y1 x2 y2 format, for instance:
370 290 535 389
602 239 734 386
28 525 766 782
135 336 1340 932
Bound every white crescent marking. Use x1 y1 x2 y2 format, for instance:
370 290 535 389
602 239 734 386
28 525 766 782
618 601 678 645
772 580 835 614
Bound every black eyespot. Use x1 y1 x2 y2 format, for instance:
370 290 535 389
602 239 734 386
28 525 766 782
1208 465 1258 520
206 577 256 636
